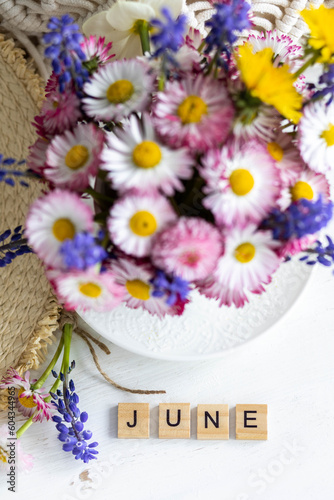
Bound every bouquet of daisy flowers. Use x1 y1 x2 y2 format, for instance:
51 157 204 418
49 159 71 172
5 1 334 318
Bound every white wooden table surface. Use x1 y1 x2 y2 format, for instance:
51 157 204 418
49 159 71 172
1 259 334 500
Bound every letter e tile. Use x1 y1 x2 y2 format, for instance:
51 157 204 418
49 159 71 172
236 404 268 440
159 403 190 439
197 404 229 440
118 403 150 439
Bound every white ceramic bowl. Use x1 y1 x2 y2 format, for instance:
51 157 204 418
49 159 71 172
77 258 312 361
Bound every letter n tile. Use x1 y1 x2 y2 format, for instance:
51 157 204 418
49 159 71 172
197 404 229 440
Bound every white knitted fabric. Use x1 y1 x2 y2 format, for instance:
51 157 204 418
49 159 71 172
0 0 333 80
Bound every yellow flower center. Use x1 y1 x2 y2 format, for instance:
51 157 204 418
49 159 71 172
177 95 208 124
321 123 334 147
106 80 134 104
125 279 150 300
18 387 36 409
290 181 314 202
79 282 102 298
234 242 256 263
52 100 59 109
229 169 254 196
0 446 8 463
65 145 89 170
267 142 284 162
52 218 75 242
129 211 157 237
132 141 162 169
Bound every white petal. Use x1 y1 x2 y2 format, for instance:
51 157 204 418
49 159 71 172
83 12 115 40
106 2 156 30
143 0 183 19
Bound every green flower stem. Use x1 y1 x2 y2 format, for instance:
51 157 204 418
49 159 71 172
138 20 151 55
293 51 320 79
158 73 165 91
197 40 206 54
205 50 219 76
16 416 34 438
62 324 73 387
30 332 64 391
85 186 114 204
16 324 73 439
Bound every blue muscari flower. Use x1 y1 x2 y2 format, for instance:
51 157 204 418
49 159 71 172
313 64 334 105
43 15 89 93
205 0 251 62
59 232 107 270
260 196 333 241
0 225 31 268
0 155 33 187
300 235 334 272
150 8 187 59
150 270 191 306
51 369 98 464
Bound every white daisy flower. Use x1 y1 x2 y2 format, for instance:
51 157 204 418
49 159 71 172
197 225 280 308
108 192 176 257
298 100 334 173
265 130 302 183
82 0 183 59
110 257 174 318
278 167 330 210
83 59 154 121
201 140 281 227
51 268 125 312
25 190 94 268
102 113 193 196
44 124 104 190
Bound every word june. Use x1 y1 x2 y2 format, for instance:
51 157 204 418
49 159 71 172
118 403 268 440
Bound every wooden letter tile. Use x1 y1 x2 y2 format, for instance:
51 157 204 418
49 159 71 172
236 404 268 440
197 404 229 440
118 403 150 439
159 403 190 439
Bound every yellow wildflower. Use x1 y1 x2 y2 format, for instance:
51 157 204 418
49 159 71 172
301 5 334 63
237 43 303 124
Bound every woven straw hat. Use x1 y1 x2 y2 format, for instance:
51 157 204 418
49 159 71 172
0 34 60 408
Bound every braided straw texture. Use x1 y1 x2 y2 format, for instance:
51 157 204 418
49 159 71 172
0 34 60 409
1 0 334 81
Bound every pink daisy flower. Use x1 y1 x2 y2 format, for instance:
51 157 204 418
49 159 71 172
276 234 317 259
0 368 53 422
80 35 115 64
51 267 125 312
44 123 104 191
153 74 235 152
152 217 223 281
197 225 280 308
201 139 281 227
278 167 330 210
38 89 81 136
232 104 282 142
25 190 94 268
108 192 176 258
110 258 180 319
247 31 302 70
27 138 49 175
